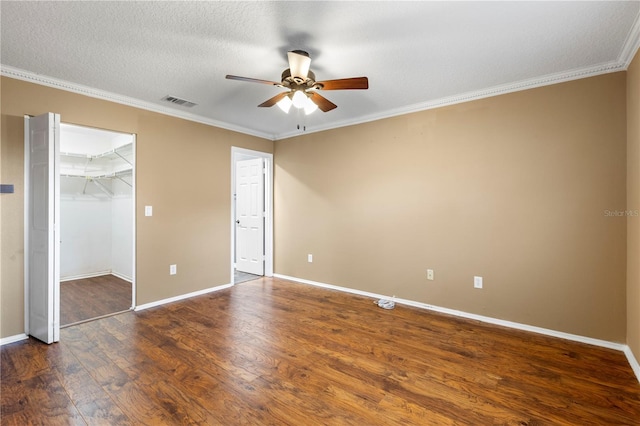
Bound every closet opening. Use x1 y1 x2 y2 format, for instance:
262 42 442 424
59 123 135 327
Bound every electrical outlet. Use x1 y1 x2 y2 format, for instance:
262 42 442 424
474 276 483 289
427 269 434 280
170 264 177 275
308 254 313 263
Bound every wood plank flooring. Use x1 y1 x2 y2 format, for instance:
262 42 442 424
2 277 639 425
60 275 132 326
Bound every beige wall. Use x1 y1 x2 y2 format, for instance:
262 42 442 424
0 77 272 339
628 50 640 361
1 68 633 346
274 72 627 342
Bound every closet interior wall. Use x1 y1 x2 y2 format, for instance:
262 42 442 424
59 124 134 282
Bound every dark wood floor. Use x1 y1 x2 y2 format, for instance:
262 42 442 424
60 275 132 326
2 277 639 425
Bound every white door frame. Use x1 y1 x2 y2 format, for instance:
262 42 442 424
130 135 137 310
231 147 273 282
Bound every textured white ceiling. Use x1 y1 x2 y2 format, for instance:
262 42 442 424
2 1 639 140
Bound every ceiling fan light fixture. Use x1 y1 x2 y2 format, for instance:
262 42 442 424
277 94 293 113
304 98 318 115
291 90 308 109
287 50 311 80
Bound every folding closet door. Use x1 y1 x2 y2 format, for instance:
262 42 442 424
25 113 60 344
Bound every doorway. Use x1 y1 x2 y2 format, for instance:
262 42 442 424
231 147 273 284
58 123 135 326
24 114 136 343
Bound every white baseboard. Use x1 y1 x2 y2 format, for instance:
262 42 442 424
111 271 133 283
623 346 640 383
134 283 233 312
61 270 132 283
60 270 112 282
0 333 28 346
2 283 231 345
273 273 639 383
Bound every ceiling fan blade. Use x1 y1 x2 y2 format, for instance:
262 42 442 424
308 92 337 112
316 77 369 90
226 75 282 86
258 92 289 108
287 50 311 80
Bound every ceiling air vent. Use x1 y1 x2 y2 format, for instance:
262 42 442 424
161 95 197 108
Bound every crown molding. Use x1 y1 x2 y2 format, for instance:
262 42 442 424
277 59 627 140
0 65 275 141
620 9 640 68
1 57 630 143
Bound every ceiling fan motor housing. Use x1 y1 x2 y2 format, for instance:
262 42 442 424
281 69 319 90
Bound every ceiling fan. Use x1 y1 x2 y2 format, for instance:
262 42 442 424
226 50 368 114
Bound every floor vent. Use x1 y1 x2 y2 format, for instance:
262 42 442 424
161 95 197 108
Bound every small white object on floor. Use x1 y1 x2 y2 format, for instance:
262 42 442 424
375 298 395 310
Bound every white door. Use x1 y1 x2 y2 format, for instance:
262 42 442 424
25 113 60 343
235 158 264 275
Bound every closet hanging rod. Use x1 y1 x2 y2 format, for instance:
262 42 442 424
60 169 132 180
60 141 133 161
61 173 132 193
61 174 92 179
60 151 91 159
91 142 133 160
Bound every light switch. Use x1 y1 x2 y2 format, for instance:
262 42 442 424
145 206 153 217
474 276 483 289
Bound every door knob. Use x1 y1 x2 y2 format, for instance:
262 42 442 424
236 220 240 224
